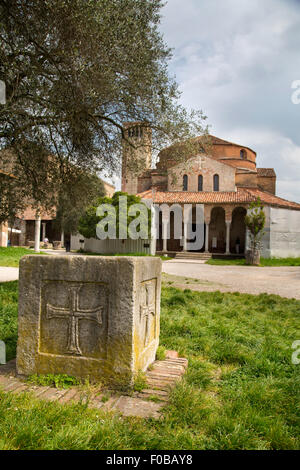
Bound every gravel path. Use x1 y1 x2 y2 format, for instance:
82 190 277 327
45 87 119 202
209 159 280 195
0 267 19 282
162 260 300 299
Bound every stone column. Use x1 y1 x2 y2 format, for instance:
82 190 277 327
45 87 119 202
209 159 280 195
245 228 249 253
150 205 157 256
162 224 168 252
61 230 65 247
182 223 188 252
0 222 8 247
34 215 41 252
162 208 169 253
42 223 46 241
204 222 210 252
225 220 231 254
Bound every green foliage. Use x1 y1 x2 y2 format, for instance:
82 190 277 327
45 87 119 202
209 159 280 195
53 172 106 235
1 281 300 449
27 374 80 389
0 281 18 361
133 371 148 393
245 198 266 247
78 192 151 239
0 0 207 222
156 345 166 361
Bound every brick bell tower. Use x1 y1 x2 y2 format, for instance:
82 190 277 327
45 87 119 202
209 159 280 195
121 122 152 194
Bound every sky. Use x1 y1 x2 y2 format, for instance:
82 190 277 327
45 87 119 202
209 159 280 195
159 0 300 202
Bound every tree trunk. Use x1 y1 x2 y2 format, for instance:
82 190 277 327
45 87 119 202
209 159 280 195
246 249 260 266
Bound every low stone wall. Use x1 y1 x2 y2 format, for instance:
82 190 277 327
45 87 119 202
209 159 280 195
71 234 153 255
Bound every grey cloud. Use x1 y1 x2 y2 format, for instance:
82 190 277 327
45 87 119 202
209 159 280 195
160 0 300 202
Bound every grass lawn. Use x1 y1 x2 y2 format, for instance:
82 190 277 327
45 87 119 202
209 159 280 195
0 247 44 267
206 257 300 267
0 281 299 449
78 250 173 261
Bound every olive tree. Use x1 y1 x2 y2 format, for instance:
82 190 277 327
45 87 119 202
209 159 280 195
0 0 207 223
245 198 266 265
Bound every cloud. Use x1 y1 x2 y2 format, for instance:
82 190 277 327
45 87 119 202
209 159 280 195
160 0 300 202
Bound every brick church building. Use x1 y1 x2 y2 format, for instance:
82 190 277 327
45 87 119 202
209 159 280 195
122 124 300 257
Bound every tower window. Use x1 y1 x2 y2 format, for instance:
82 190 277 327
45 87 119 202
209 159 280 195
198 175 203 191
213 174 219 191
128 126 143 138
183 174 188 191
240 149 247 159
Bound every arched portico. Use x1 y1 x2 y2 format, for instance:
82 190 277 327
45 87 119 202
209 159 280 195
155 203 248 256
209 207 226 253
230 207 247 254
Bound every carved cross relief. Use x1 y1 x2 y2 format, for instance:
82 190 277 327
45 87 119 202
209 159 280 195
46 285 103 356
140 281 156 347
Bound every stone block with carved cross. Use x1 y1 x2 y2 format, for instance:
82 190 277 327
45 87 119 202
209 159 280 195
16 255 162 388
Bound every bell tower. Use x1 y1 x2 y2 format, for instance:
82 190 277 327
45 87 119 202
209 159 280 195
122 122 152 194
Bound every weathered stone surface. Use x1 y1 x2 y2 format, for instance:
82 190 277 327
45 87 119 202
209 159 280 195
113 396 163 419
165 350 179 359
16 255 161 388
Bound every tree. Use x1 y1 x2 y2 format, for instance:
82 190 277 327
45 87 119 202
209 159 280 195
78 192 151 241
53 170 105 237
245 198 266 265
0 0 207 221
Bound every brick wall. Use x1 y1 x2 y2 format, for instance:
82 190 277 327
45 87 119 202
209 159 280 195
257 176 276 195
167 155 236 192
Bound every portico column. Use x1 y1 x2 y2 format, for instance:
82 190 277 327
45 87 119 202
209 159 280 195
150 204 157 256
61 230 65 247
225 220 231 254
0 222 8 247
204 222 210 252
245 227 249 253
34 214 41 252
162 219 168 252
42 223 46 241
183 223 188 252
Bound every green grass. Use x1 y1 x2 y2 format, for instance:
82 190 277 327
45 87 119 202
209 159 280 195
0 247 45 267
27 373 81 389
0 282 299 449
206 257 300 266
0 281 18 361
78 250 173 261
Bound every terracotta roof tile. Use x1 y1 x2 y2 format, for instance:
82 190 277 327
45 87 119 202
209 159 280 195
137 188 300 210
257 168 276 177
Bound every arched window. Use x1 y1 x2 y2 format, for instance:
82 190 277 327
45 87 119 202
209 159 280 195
240 149 247 159
213 174 219 191
198 175 203 191
183 174 188 191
